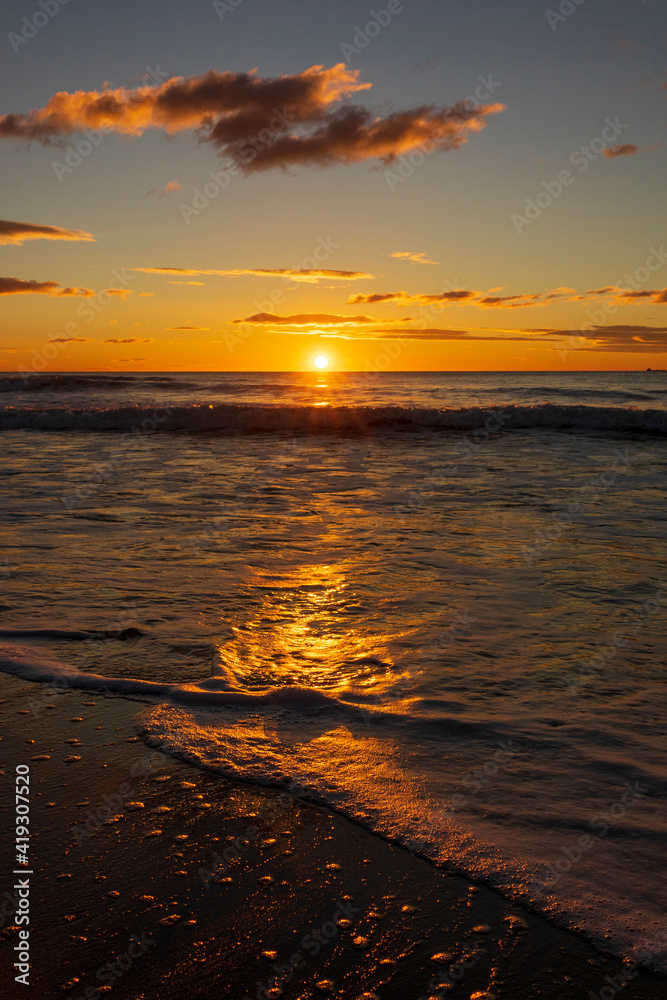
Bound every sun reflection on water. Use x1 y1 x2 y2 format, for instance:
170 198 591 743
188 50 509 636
218 563 405 694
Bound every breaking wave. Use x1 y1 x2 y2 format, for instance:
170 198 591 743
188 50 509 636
1 402 666 435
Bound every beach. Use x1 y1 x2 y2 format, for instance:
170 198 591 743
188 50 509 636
0 371 665 998
1 672 665 1000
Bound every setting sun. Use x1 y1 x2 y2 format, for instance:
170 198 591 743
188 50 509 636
314 355 329 369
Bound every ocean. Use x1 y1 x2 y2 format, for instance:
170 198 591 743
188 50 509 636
0 370 665 970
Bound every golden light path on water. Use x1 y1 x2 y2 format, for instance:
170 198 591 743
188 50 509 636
216 562 414 696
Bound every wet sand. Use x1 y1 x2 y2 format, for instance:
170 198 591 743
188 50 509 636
0 673 664 1000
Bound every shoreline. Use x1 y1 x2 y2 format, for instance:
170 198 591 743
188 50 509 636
1 674 665 999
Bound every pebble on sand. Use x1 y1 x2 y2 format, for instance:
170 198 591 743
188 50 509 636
430 952 454 965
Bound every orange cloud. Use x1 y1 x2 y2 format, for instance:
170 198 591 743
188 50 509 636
612 288 667 304
134 266 374 282
0 219 95 246
551 325 667 352
0 65 503 171
146 179 184 198
0 277 133 300
168 325 209 330
0 277 95 297
349 285 667 310
348 290 476 305
603 144 639 158
104 338 154 343
478 293 543 308
233 312 376 327
387 251 438 265
335 328 542 342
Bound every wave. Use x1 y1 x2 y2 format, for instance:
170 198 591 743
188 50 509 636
0 374 198 393
447 386 667 402
1 402 666 435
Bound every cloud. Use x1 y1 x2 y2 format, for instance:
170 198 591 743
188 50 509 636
0 64 504 171
0 277 95 297
387 251 438 265
610 287 667 304
104 338 154 343
168 325 209 330
477 293 543 308
168 280 206 285
146 178 183 198
0 277 132 299
160 178 182 196
551 325 667 352
348 285 667 309
0 219 95 246
133 266 374 282
313 322 667 351
233 312 376 327
47 337 92 343
348 290 476 305
603 144 639 158
340 328 545 342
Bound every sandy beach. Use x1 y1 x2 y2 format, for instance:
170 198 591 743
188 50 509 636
1 672 664 1000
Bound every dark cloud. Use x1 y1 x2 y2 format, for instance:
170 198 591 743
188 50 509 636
0 277 94 297
349 286 667 310
0 219 95 245
0 65 503 171
348 290 476 305
47 337 92 343
552 325 667 352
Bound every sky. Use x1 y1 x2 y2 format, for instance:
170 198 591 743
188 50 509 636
1 0 666 372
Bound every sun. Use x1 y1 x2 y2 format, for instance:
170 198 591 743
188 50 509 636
314 355 329 370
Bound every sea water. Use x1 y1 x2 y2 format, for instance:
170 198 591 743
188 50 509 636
0 370 665 969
